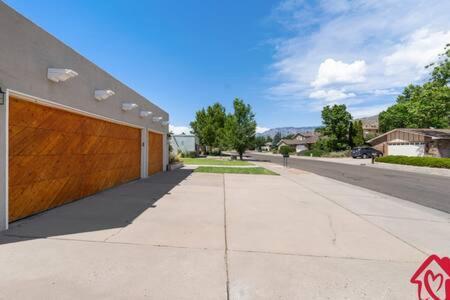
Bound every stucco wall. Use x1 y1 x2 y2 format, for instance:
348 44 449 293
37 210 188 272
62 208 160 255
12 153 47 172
0 3 169 230
170 135 198 153
0 2 168 129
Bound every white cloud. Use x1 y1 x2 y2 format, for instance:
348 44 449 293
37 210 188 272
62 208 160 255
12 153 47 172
383 29 450 83
309 89 356 102
256 126 270 134
311 59 367 88
169 125 192 135
267 0 450 112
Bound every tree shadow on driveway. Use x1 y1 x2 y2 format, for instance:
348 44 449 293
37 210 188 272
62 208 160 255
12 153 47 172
0 169 193 245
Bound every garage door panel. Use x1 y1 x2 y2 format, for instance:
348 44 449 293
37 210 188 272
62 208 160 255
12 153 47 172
9 98 141 222
148 131 163 175
388 144 425 157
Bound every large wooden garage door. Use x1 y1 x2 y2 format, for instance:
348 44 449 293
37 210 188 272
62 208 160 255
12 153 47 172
148 131 163 175
8 97 141 222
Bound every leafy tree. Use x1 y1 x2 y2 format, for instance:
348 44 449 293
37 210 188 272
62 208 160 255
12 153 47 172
351 120 365 146
223 98 257 159
319 104 352 151
253 136 266 151
279 145 294 156
379 45 450 132
272 132 282 148
190 103 227 153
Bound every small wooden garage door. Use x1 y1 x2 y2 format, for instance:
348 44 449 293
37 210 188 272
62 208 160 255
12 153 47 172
8 97 141 222
148 131 163 175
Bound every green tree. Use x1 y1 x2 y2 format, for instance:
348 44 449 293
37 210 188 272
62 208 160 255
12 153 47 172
379 45 450 132
190 103 227 152
351 120 365 146
223 98 257 159
253 136 266 151
319 104 353 151
272 132 282 148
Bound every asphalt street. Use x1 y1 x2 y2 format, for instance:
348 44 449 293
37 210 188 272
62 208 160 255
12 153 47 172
247 152 450 213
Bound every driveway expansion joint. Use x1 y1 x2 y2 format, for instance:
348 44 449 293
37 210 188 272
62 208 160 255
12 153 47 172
279 173 429 257
222 174 230 300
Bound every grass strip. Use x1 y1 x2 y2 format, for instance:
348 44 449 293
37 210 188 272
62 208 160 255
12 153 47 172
181 158 252 166
194 166 278 175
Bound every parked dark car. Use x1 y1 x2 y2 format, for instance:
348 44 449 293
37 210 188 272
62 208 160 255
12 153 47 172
351 147 383 159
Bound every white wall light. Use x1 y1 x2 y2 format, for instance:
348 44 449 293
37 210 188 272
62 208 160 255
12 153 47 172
47 68 78 83
139 110 152 118
161 120 169 126
95 89 115 101
121 102 138 111
152 116 163 122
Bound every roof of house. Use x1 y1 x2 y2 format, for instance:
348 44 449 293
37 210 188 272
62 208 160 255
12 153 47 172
367 128 450 144
278 134 319 146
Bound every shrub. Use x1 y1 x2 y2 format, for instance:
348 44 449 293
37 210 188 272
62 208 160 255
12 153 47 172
279 145 294 156
323 150 351 158
169 152 181 164
375 156 450 169
209 149 222 156
297 149 327 157
180 151 197 158
272 149 279 154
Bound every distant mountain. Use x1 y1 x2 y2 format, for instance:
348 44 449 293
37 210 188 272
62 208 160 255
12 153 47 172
256 126 319 138
356 115 379 126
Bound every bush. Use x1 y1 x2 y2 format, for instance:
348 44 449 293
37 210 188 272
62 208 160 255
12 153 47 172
375 156 450 169
297 149 327 157
169 152 181 164
279 145 294 156
180 151 197 158
323 150 351 158
209 149 222 156
272 149 279 154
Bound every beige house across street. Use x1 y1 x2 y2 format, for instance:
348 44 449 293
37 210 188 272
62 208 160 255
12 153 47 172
277 132 319 153
368 128 450 157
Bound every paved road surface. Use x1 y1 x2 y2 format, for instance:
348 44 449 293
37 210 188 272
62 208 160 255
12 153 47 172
248 152 450 213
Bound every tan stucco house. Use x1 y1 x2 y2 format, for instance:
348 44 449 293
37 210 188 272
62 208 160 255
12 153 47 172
277 133 319 153
368 128 450 157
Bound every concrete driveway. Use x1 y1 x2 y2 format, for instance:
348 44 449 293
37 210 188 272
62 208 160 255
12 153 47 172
0 165 449 299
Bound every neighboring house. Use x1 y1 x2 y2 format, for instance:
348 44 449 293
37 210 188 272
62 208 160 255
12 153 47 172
363 123 379 137
359 115 379 137
0 3 169 230
277 132 319 153
170 134 199 154
261 142 272 152
368 128 450 157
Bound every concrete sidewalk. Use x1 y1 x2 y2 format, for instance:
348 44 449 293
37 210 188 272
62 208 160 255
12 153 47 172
0 165 448 299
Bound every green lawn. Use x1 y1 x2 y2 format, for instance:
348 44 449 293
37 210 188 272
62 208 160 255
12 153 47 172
181 157 252 166
194 166 278 175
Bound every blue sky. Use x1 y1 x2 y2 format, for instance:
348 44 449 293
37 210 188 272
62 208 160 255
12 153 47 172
5 0 450 133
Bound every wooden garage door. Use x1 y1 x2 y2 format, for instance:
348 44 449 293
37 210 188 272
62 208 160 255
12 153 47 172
8 97 141 222
148 131 163 175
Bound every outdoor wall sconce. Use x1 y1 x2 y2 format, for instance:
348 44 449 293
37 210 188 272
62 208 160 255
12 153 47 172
47 68 78 83
121 102 138 111
0 87 5 105
152 116 163 122
161 120 169 126
139 110 152 118
95 89 115 101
